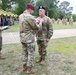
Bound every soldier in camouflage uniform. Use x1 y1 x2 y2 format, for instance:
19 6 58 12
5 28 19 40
57 18 60 24
69 17 73 25
36 6 53 64
0 27 5 59
19 3 40 74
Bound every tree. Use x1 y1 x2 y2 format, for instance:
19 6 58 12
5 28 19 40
72 14 76 21
59 1 73 17
0 0 15 11
1 0 9 10
12 0 33 15
0 0 33 15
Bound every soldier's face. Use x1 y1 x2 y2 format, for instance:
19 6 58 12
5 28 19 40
39 9 45 16
30 10 34 14
29 9 34 14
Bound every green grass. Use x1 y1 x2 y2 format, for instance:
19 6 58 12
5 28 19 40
48 37 76 56
3 21 76 32
53 21 76 30
0 37 76 75
3 22 20 32
56 44 76 55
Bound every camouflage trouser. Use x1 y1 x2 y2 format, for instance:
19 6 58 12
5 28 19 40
22 42 35 67
37 40 48 60
0 36 2 56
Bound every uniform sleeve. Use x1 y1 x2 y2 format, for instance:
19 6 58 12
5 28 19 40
47 17 53 39
27 16 40 30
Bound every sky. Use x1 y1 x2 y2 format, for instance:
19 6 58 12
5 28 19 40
59 0 76 14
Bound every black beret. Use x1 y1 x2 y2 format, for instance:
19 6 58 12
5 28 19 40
38 6 45 10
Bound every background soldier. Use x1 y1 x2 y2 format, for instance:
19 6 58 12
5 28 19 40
52 17 55 24
19 3 40 74
36 6 53 64
57 18 60 24
69 17 74 25
62 17 65 25
65 18 67 25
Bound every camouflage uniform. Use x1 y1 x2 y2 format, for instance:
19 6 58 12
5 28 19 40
69 18 73 25
36 16 53 60
19 11 39 67
0 30 2 55
57 18 60 24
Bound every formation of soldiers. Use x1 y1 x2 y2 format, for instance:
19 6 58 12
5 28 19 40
51 17 74 25
62 17 74 25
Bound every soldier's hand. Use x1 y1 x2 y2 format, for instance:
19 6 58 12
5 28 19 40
0 27 4 31
40 19 44 23
35 20 40 24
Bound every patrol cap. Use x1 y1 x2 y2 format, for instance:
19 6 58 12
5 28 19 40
38 6 46 10
26 3 35 10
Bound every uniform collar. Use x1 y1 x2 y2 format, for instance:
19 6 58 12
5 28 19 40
24 11 30 15
40 15 46 18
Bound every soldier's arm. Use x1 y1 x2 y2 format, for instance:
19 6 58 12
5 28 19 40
0 27 4 31
47 17 53 39
27 17 40 31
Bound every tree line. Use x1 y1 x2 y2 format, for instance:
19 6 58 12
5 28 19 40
0 0 76 21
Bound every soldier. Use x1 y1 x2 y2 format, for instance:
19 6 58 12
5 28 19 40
62 17 65 25
36 6 53 64
69 17 73 25
52 17 55 24
19 3 41 74
57 18 60 24
65 18 67 25
0 27 6 59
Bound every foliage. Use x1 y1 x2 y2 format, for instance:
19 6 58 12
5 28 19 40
0 0 75 18
59 1 73 18
1 0 9 10
72 14 76 21
0 0 32 15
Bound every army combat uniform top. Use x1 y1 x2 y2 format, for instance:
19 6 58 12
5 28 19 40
19 11 39 44
36 16 53 60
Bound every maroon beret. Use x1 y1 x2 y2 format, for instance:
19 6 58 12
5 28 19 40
26 3 35 10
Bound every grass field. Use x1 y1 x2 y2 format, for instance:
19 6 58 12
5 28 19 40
53 21 76 30
3 22 20 32
3 21 76 32
0 37 76 75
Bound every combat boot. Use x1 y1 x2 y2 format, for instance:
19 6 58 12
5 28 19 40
22 64 27 71
27 66 37 74
40 59 45 65
36 58 42 63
